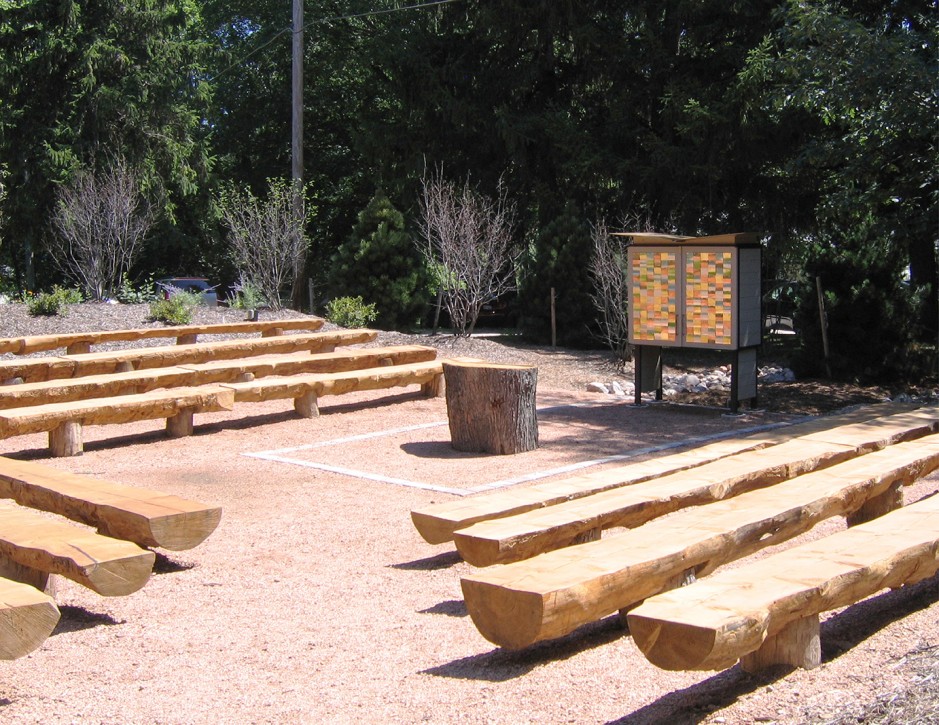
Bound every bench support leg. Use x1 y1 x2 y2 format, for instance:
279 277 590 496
422 373 445 398
261 328 285 337
166 410 195 438
571 526 601 545
50 421 83 457
177 334 198 345
619 567 697 629
0 556 54 595
295 392 320 418
847 482 903 527
741 614 821 672
66 342 92 355
116 362 135 373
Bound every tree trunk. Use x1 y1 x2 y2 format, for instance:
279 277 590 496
443 361 538 455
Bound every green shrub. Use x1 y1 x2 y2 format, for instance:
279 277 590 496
227 280 266 310
26 286 82 316
325 296 378 328
148 291 201 325
116 274 159 304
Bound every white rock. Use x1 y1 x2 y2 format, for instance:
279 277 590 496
586 382 609 394
611 381 626 396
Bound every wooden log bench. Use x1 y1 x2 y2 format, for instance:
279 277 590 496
219 360 447 417
0 500 155 596
0 317 325 356
460 435 939 649
0 456 221 550
452 407 939 566
411 403 918 545
0 329 377 384
0 345 437 410
0 386 236 456
627 492 939 672
0 577 60 660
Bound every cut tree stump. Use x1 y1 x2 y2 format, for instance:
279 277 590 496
443 361 538 455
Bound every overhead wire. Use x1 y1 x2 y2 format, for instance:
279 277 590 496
210 0 462 81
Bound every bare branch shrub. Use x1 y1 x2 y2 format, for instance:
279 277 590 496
418 168 519 336
51 159 157 300
217 178 311 311
589 220 632 366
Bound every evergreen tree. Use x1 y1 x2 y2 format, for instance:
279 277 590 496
328 192 426 330
521 203 596 347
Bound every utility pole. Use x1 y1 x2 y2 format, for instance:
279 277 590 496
290 0 306 308
291 0 303 185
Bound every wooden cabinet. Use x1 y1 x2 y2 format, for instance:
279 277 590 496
622 233 762 411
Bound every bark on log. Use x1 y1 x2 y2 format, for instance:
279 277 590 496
443 361 538 455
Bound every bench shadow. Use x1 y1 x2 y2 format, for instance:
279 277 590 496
152 552 196 575
52 605 124 635
390 550 462 571
422 615 626 682
419 600 467 617
605 574 939 724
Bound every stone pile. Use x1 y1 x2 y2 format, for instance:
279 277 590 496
587 365 797 398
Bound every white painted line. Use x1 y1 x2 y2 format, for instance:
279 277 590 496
243 410 796 496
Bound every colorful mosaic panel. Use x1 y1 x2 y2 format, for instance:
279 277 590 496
684 250 734 346
630 250 679 343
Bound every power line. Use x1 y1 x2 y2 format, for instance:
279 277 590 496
211 0 461 82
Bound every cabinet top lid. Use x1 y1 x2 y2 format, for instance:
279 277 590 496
613 232 760 247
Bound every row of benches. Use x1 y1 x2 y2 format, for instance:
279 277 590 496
0 317 326 356
0 454 222 659
411 403 939 672
0 326 451 455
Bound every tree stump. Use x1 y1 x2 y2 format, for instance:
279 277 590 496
443 361 538 455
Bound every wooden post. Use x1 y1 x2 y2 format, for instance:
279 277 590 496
443 361 538 455
816 276 832 378
294 391 320 418
177 334 198 345
846 481 904 527
261 327 285 338
166 410 195 438
421 373 444 398
741 614 821 672
49 421 82 457
550 287 557 349
66 342 92 355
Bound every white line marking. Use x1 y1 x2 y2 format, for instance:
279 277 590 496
243 403 796 495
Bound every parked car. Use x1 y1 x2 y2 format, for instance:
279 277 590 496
157 277 218 307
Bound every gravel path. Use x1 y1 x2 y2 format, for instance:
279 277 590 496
0 302 935 724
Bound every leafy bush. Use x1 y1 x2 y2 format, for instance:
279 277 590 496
148 291 201 325
328 192 426 330
226 279 266 310
116 274 158 303
325 296 378 328
26 286 82 316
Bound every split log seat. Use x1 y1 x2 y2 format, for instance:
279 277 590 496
219 359 447 417
411 403 918 545
0 576 60 660
0 500 155 596
453 407 939 566
0 329 377 384
460 436 939 649
0 386 236 456
627 492 939 672
0 317 325 356
0 456 221 550
0 345 438 410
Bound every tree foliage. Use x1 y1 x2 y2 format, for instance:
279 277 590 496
329 192 425 330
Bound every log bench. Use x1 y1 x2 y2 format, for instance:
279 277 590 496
219 359 447 417
627 492 939 672
0 576 60 660
411 403 918 545
0 317 325 356
0 329 377 384
0 345 437 410
0 456 221 550
0 500 155 596
0 386 236 456
453 407 939 566
460 435 939 649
